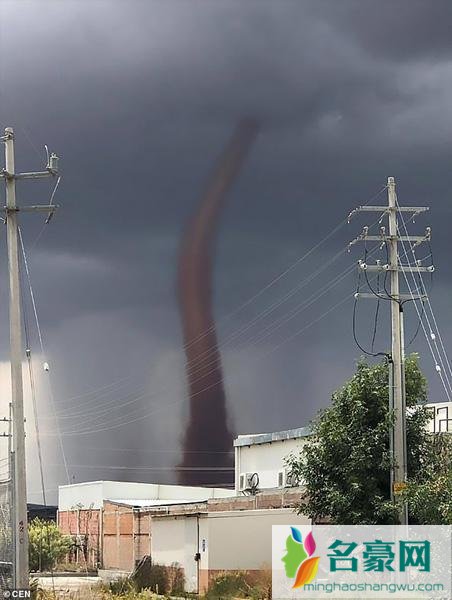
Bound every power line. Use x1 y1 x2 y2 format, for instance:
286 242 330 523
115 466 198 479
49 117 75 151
396 202 452 390
45 253 375 431
42 287 354 437
42 243 376 424
395 222 452 399
18 227 70 483
38 184 390 414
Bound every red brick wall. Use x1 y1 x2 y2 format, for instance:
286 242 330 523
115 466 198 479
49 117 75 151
102 502 152 571
58 508 101 568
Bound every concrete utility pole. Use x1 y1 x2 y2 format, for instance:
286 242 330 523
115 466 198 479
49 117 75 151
349 177 432 525
1 127 59 588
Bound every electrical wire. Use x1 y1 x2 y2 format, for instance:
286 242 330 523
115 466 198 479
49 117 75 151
38 184 390 411
19 261 46 506
41 260 355 423
18 227 70 482
44 254 370 428
395 221 452 400
42 287 354 437
41 239 380 424
179 193 379 354
352 270 389 359
44 247 353 421
396 206 452 388
371 272 381 353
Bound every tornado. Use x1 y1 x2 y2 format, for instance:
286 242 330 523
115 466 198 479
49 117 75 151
177 119 258 486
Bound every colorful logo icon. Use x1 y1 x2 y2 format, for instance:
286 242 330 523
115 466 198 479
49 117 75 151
282 527 320 588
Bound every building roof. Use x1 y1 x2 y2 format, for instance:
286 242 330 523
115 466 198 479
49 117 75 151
58 480 234 511
233 426 311 447
106 499 207 508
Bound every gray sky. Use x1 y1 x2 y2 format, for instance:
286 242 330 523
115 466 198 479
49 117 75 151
0 0 451 502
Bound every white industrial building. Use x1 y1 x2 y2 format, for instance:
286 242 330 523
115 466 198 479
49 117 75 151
58 412 446 593
426 401 452 433
58 480 233 511
151 507 310 593
57 427 309 591
234 426 310 493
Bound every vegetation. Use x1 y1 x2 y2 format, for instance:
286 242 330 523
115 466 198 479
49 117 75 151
205 570 271 599
28 518 72 572
103 562 184 597
403 432 452 524
286 354 436 524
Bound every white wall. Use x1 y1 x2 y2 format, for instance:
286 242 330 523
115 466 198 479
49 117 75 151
151 515 200 592
59 481 104 510
426 402 452 433
206 509 310 571
151 508 311 592
58 480 233 511
235 438 306 493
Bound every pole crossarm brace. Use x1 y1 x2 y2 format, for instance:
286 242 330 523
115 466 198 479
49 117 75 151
348 226 431 251
0 170 57 180
360 234 429 243
354 292 427 301
348 205 429 220
358 261 434 273
2 204 60 213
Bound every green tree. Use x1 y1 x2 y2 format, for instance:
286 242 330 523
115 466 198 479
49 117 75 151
28 518 72 572
286 354 432 524
403 433 452 524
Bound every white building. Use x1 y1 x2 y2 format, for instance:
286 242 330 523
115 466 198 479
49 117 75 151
57 428 310 591
58 480 233 511
151 507 310 593
234 426 311 493
425 401 452 433
150 427 311 592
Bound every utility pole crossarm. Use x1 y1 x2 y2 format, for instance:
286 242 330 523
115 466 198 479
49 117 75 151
358 264 434 273
357 235 430 243
354 292 427 301
2 204 60 213
348 205 429 215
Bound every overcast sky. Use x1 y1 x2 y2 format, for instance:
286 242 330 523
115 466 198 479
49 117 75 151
0 0 451 502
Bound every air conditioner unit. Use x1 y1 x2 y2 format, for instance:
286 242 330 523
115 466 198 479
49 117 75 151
239 472 259 492
278 468 299 488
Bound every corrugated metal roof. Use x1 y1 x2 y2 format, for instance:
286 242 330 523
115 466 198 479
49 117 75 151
106 498 207 508
233 426 311 447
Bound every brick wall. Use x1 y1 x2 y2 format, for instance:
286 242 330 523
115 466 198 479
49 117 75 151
207 489 302 511
58 508 101 568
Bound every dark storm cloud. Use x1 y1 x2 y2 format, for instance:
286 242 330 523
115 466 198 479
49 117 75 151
311 0 452 62
0 0 451 500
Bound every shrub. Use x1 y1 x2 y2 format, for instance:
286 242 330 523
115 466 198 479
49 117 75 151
28 518 72 572
205 570 272 600
107 576 134 595
205 571 250 599
167 562 185 595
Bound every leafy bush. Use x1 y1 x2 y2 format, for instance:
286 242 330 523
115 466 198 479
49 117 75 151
167 562 185 595
205 571 250 599
28 518 72 572
107 576 134 595
205 570 272 599
140 562 168 594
